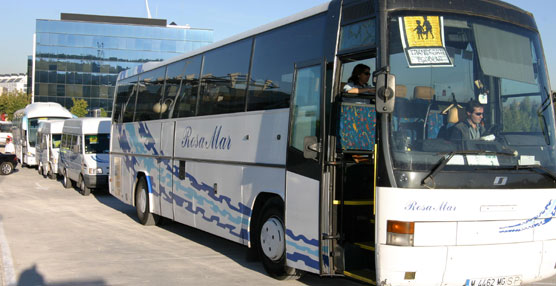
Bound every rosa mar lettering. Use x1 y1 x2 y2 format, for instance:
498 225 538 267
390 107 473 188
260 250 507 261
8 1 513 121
181 125 232 150
405 201 456 211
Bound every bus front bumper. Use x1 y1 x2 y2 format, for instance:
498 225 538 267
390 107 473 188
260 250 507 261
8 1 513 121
83 174 108 189
376 239 556 286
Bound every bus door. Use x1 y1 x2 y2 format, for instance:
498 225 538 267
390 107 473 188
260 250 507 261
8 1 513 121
332 56 378 283
285 62 327 274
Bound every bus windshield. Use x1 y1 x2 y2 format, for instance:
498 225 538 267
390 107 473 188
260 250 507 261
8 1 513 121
52 134 62 149
28 118 68 147
388 14 556 173
85 134 110 154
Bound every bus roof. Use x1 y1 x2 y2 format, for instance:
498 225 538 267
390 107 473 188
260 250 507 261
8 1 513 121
38 120 65 134
14 102 74 119
118 2 330 80
62 117 111 135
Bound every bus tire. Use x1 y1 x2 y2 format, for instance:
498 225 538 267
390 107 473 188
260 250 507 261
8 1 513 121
62 169 72 189
47 165 56 180
79 175 91 196
0 162 13 175
38 164 43 176
135 177 159 225
255 197 301 280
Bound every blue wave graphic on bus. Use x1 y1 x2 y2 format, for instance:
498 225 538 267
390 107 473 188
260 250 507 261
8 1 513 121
91 155 108 163
499 200 556 233
172 172 252 239
286 229 319 271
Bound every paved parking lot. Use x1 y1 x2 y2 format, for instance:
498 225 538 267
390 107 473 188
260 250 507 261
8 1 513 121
0 166 362 286
0 163 554 286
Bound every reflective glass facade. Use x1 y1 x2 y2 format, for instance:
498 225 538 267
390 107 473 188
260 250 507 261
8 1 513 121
33 17 213 115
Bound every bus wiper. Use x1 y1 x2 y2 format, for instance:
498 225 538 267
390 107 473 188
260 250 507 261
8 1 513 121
422 150 516 187
490 164 556 182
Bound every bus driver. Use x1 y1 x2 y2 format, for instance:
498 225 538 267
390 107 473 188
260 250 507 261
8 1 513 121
450 100 486 140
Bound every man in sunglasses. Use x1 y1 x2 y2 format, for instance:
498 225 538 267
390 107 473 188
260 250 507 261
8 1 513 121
450 100 486 140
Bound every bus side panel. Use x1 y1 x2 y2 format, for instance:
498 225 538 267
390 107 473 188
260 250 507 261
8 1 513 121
159 121 175 219
187 162 246 244
285 171 320 274
110 122 163 214
242 166 285 247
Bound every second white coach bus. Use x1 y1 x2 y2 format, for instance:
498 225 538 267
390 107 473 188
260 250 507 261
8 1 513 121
110 0 556 285
12 102 74 166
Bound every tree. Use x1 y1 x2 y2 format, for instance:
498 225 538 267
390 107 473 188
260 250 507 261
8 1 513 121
99 108 108 117
70 98 88 118
0 91 31 121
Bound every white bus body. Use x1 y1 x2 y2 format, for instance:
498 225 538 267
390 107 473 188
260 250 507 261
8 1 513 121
59 117 110 195
36 120 65 179
12 102 73 166
109 0 556 285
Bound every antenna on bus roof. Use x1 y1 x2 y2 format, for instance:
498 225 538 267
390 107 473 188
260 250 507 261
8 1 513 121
145 0 152 18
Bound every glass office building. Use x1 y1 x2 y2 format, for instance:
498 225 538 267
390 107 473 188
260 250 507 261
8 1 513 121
33 13 213 115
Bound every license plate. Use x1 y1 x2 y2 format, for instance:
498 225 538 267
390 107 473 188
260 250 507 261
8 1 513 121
465 275 521 286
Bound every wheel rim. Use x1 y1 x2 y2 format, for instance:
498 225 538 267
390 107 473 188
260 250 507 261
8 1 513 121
80 178 85 190
260 217 285 262
2 164 11 174
64 171 69 185
138 187 147 214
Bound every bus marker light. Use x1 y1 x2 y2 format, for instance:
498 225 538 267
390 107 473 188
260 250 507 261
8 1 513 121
387 220 414 246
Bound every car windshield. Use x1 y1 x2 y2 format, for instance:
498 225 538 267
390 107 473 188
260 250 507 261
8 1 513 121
84 134 110 154
388 14 556 172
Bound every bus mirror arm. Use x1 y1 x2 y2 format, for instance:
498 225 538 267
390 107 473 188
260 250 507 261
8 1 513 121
303 136 320 160
373 66 396 113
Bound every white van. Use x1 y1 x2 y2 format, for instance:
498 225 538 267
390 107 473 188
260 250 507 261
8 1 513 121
0 121 13 145
59 117 111 195
36 120 65 179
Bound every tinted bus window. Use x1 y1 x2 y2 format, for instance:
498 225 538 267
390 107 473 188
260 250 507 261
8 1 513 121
122 76 139 123
85 134 110 154
248 14 326 111
172 56 202 118
159 60 186 119
113 77 135 123
198 39 252 115
135 67 166 121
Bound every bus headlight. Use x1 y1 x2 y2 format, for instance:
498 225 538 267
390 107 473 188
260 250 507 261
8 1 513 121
88 168 103 174
387 220 415 246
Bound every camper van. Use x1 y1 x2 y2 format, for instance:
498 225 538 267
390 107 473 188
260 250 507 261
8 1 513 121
36 120 65 179
59 117 110 195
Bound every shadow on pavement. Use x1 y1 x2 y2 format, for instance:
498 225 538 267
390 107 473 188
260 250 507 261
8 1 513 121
17 264 106 286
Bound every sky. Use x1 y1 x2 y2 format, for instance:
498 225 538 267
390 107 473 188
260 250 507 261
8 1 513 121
1 0 555 84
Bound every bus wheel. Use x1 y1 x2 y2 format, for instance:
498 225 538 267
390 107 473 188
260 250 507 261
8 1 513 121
79 175 91 196
255 197 301 280
47 165 56 180
62 169 72 189
135 177 159 225
38 164 43 176
0 162 13 175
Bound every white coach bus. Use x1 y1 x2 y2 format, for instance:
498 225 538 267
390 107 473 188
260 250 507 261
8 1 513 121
109 0 556 285
12 102 74 166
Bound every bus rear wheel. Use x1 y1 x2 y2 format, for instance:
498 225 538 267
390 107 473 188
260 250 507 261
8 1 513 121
62 169 72 189
135 177 159 225
47 165 56 180
79 175 91 196
255 197 301 280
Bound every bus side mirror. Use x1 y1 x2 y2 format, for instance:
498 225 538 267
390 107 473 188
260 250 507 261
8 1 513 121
374 68 396 113
303 136 319 160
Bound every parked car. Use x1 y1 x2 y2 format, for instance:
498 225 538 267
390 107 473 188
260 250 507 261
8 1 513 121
0 153 18 175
